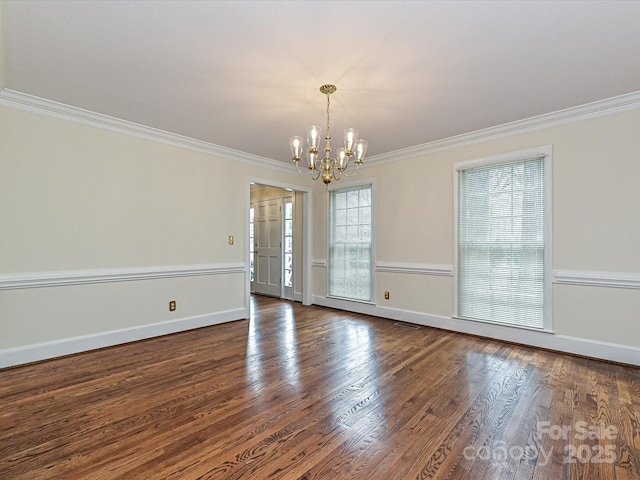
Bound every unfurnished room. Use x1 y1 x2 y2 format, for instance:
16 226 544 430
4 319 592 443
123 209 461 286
1 1 639 479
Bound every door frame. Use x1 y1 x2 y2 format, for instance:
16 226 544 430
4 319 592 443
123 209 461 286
246 177 313 317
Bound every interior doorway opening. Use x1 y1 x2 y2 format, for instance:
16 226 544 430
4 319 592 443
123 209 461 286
247 179 312 310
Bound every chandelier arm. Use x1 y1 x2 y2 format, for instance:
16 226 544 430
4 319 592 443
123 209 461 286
342 163 361 177
294 162 314 175
310 165 321 181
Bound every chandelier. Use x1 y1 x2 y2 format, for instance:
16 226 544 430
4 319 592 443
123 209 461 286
289 84 367 185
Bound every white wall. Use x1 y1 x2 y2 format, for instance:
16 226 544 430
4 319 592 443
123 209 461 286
311 107 640 365
2 98 639 367
0 103 308 367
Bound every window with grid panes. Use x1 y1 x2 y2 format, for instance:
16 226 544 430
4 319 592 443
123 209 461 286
456 152 550 330
249 206 255 284
329 184 372 302
283 199 293 288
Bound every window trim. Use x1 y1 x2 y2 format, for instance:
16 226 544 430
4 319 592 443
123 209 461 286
327 177 376 304
453 146 553 332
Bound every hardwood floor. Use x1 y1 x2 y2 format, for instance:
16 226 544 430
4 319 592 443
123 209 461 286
1 295 639 479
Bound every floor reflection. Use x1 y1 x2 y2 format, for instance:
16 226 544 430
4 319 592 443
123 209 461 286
279 304 300 387
245 300 265 392
338 320 374 373
246 296 384 429
246 296 300 392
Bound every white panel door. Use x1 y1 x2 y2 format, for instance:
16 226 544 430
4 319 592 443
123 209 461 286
254 198 282 297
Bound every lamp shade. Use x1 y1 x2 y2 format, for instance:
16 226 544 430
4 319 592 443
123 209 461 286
290 136 304 161
355 139 368 164
307 126 321 152
336 148 348 170
343 128 359 155
307 150 318 169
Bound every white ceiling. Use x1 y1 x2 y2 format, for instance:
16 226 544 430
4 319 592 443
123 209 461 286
3 0 640 163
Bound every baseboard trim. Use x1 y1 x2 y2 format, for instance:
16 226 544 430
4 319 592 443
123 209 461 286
0 308 246 369
312 296 640 366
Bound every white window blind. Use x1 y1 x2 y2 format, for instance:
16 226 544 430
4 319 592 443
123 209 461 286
329 184 372 302
457 156 546 329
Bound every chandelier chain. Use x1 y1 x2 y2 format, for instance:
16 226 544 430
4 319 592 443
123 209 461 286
325 92 331 147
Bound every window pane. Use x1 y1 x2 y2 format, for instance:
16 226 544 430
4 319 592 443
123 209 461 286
359 188 371 206
360 206 371 225
347 190 359 208
329 184 372 302
283 200 293 291
458 157 545 329
249 253 254 282
347 208 359 225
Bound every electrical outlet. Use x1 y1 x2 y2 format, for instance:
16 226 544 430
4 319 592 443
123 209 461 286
384 291 390 300
169 300 176 311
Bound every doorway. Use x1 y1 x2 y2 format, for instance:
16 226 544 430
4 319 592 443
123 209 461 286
248 180 311 307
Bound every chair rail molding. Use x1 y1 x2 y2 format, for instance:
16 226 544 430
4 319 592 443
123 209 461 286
553 270 640 289
0 263 246 290
376 262 454 277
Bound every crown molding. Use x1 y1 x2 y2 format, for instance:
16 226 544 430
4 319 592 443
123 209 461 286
0 88 292 173
366 90 640 166
3 87 640 170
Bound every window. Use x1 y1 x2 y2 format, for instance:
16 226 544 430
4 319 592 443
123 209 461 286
283 199 293 288
329 183 373 302
283 196 294 299
455 147 551 330
249 206 255 286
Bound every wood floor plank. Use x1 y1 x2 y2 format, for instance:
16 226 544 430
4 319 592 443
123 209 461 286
1 295 639 479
